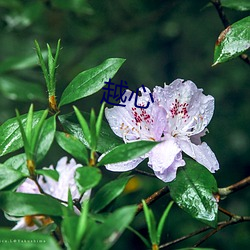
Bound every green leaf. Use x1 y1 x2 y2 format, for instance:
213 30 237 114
0 110 44 157
0 164 27 190
59 58 125 107
96 103 105 140
56 131 89 165
83 205 137 250
73 106 91 147
36 169 59 181
213 16 250 65
62 200 89 250
157 201 174 244
89 109 97 150
142 200 157 245
0 76 46 102
91 176 132 213
0 192 65 216
4 153 28 175
75 167 102 194
76 200 89 247
62 215 80 250
97 141 158 166
36 116 56 162
221 0 250 11
30 109 49 158
0 228 60 250
168 159 218 227
59 112 123 153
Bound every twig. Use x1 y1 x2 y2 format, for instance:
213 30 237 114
159 224 212 249
134 169 156 178
218 176 250 198
33 177 68 204
136 186 169 215
159 216 250 249
218 206 235 218
211 0 250 66
211 0 230 27
193 216 250 247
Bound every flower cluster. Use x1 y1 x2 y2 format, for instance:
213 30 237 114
104 79 219 182
11 157 89 231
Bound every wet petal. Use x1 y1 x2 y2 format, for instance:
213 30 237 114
40 157 82 201
105 89 164 142
16 178 40 194
148 138 185 182
179 139 219 173
105 156 145 172
154 79 214 136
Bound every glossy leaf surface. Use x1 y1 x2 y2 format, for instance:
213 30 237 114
98 140 158 166
56 131 89 165
75 167 102 194
83 205 137 250
213 16 250 65
0 164 26 190
59 113 123 153
221 0 250 11
0 111 44 157
91 176 132 213
168 159 218 227
36 116 56 162
0 192 65 216
59 58 125 106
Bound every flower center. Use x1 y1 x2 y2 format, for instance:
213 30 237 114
119 107 155 142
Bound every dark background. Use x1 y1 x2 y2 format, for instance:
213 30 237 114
0 0 249 249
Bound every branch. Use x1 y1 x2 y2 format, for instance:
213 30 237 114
193 216 250 247
211 0 250 66
159 216 250 249
159 224 212 249
134 169 156 178
136 186 169 215
218 176 250 199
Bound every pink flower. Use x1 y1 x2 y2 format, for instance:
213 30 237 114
12 157 90 231
104 79 219 182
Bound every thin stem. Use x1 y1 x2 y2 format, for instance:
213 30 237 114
193 216 250 247
159 216 250 249
33 177 68 205
218 176 250 198
159 224 212 249
136 186 169 215
218 206 235 218
210 0 250 66
134 169 156 178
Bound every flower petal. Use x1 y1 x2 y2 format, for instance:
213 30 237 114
148 138 185 182
16 178 40 194
105 89 165 142
179 139 219 173
105 156 145 172
40 157 82 201
154 79 214 136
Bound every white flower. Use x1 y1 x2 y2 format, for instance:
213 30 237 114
12 157 90 231
103 79 219 182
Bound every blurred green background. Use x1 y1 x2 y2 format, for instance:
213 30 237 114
0 0 249 249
